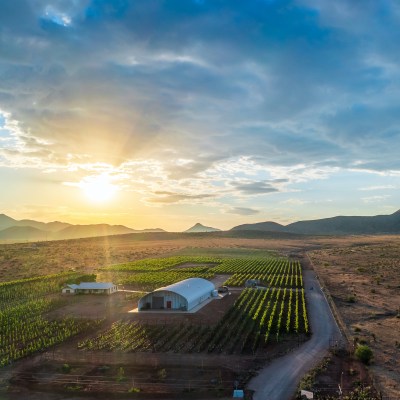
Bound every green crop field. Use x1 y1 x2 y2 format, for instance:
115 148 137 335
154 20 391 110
99 255 302 290
0 252 309 364
81 255 309 355
0 272 102 367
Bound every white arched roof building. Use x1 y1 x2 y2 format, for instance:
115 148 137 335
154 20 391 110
138 278 215 311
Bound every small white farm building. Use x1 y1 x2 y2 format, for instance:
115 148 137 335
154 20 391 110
62 282 118 295
138 278 215 311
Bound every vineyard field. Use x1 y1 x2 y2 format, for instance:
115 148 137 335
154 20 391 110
79 286 308 355
81 255 309 355
0 273 103 367
0 254 309 364
99 256 303 291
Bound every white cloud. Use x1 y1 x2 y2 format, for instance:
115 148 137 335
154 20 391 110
362 195 391 204
282 198 308 205
224 207 260 216
358 185 396 191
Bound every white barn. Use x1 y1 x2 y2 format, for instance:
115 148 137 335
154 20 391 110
138 278 215 311
62 282 118 295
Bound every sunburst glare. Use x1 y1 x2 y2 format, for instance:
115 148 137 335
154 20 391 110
80 174 118 203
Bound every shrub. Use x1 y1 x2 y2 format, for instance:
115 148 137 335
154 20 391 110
346 295 356 303
157 368 167 379
61 363 71 373
116 367 126 382
355 344 373 364
343 386 377 399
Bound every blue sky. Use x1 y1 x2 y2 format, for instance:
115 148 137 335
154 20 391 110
0 0 399 230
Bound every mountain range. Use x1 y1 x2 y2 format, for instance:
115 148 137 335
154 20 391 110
231 210 400 235
1 209 400 242
0 214 164 241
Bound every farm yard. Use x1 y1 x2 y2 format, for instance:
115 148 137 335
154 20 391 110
0 250 310 399
88 256 309 355
1 235 398 399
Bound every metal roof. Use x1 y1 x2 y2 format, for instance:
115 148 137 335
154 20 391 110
154 278 214 303
67 282 115 290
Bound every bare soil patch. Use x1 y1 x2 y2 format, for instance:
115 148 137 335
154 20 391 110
210 274 231 288
9 361 238 399
46 292 136 320
309 241 400 399
295 349 377 399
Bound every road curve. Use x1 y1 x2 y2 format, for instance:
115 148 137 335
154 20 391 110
248 269 342 400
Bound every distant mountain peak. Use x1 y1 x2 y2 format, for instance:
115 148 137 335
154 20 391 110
0 213 167 242
185 223 221 233
0 213 16 221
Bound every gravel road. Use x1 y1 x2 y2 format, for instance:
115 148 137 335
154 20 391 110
248 269 342 400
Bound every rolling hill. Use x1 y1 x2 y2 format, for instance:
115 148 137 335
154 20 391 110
0 226 49 241
0 214 165 242
53 224 135 240
231 210 400 235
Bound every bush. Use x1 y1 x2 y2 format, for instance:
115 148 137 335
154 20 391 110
346 295 356 303
116 367 126 382
355 344 373 364
344 386 377 399
61 363 71 373
157 368 167 380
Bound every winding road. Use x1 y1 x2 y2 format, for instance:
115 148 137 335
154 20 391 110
248 269 342 400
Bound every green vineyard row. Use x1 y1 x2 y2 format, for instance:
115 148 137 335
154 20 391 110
79 287 309 355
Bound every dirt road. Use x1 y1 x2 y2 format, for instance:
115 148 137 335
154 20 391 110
248 270 342 400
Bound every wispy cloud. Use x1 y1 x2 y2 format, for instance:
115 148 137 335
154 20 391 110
362 195 391 204
225 207 260 216
147 192 214 204
358 185 396 191
230 180 280 195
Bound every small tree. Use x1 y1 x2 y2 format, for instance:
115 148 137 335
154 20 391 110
355 344 373 364
116 367 126 382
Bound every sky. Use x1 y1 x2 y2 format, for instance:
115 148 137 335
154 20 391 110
0 0 400 231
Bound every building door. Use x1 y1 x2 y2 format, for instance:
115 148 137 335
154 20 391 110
152 296 164 309
166 301 172 309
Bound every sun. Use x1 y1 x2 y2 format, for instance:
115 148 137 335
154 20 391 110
81 174 118 203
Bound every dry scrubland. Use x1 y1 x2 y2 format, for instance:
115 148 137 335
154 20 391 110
0 234 287 280
1 232 396 280
0 233 400 399
309 239 400 399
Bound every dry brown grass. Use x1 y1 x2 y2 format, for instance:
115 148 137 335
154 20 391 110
309 239 400 399
1 232 398 281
